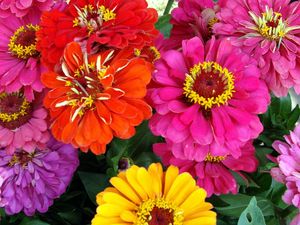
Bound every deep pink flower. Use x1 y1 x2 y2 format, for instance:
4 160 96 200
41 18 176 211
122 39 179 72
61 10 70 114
291 212 300 225
0 0 54 18
0 12 45 101
149 36 270 159
271 124 300 208
0 91 50 154
154 140 258 197
169 0 218 49
0 137 78 216
214 0 300 97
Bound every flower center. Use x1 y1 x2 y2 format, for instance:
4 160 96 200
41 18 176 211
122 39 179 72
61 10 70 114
73 4 116 35
134 46 161 63
183 61 235 109
207 17 218 33
0 92 32 130
205 153 226 163
8 24 39 59
136 198 184 225
55 52 125 121
8 151 36 167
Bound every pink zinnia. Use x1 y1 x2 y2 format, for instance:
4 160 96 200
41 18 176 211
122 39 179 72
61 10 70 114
169 0 219 49
271 124 300 208
154 140 258 197
291 212 300 225
0 91 50 154
214 0 300 97
0 12 45 101
0 0 54 18
149 36 270 159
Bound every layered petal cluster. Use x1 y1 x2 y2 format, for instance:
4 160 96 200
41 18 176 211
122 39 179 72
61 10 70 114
42 42 152 154
0 137 79 216
37 0 159 70
0 0 54 18
0 91 50 154
92 163 217 225
271 124 300 208
149 36 270 159
169 0 217 49
214 0 300 97
154 141 258 197
0 11 45 101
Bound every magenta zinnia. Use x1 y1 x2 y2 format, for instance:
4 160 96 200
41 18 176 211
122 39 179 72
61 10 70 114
0 12 45 101
214 0 300 97
0 137 79 216
149 36 270 159
0 91 49 154
154 140 258 197
271 124 300 208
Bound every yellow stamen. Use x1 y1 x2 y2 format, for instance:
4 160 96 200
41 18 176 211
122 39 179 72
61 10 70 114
183 61 235 109
205 153 227 163
136 198 184 225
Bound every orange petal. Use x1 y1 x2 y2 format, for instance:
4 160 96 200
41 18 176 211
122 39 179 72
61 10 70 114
90 142 107 155
104 99 127 114
63 42 83 72
41 71 64 88
95 101 112 124
83 111 102 142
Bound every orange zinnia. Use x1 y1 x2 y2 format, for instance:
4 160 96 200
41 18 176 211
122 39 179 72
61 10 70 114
41 42 152 154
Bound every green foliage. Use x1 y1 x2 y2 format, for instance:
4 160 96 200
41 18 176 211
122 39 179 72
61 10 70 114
237 197 266 225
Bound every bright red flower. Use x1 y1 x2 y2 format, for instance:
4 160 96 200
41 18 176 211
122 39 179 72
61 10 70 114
41 42 152 154
37 0 158 70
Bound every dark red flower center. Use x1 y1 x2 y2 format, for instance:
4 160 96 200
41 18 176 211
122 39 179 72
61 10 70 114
148 207 174 225
9 151 35 167
0 93 33 130
8 24 39 59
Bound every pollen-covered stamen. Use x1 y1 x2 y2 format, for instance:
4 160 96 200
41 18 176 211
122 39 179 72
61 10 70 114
205 153 226 163
249 6 300 47
183 61 235 109
8 24 39 59
136 198 184 225
0 92 33 130
55 51 126 121
73 4 116 35
9 151 36 167
134 46 161 63
208 17 218 33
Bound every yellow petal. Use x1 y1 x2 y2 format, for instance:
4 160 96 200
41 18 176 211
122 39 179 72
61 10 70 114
180 188 207 212
137 167 156 199
102 192 138 210
148 163 163 198
185 203 214 219
97 204 124 217
184 215 216 225
165 172 193 202
126 166 148 201
120 210 137 222
163 165 179 196
91 215 123 225
110 177 141 204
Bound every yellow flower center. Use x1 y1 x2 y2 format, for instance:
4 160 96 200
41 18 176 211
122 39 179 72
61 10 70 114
0 92 32 130
208 17 218 32
205 153 227 163
136 198 184 225
183 61 235 109
8 24 39 59
73 4 116 35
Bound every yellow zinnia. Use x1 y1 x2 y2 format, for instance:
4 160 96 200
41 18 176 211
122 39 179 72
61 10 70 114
92 163 217 225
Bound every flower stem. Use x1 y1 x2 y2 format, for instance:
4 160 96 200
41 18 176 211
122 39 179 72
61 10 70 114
163 0 174 15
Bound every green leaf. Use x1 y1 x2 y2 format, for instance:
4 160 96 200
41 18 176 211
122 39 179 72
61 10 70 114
237 197 266 225
19 218 50 225
155 14 172 37
287 106 300 130
78 171 109 204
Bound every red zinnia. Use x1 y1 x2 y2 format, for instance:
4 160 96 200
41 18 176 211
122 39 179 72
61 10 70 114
41 42 152 154
37 0 158 70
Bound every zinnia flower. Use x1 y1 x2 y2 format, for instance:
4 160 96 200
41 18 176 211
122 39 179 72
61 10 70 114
149 36 270 159
42 42 152 154
154 140 258 197
37 0 158 70
271 124 300 208
213 0 300 97
169 0 218 49
0 137 79 216
0 91 50 154
0 0 54 18
0 12 45 101
291 212 300 225
92 163 217 225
